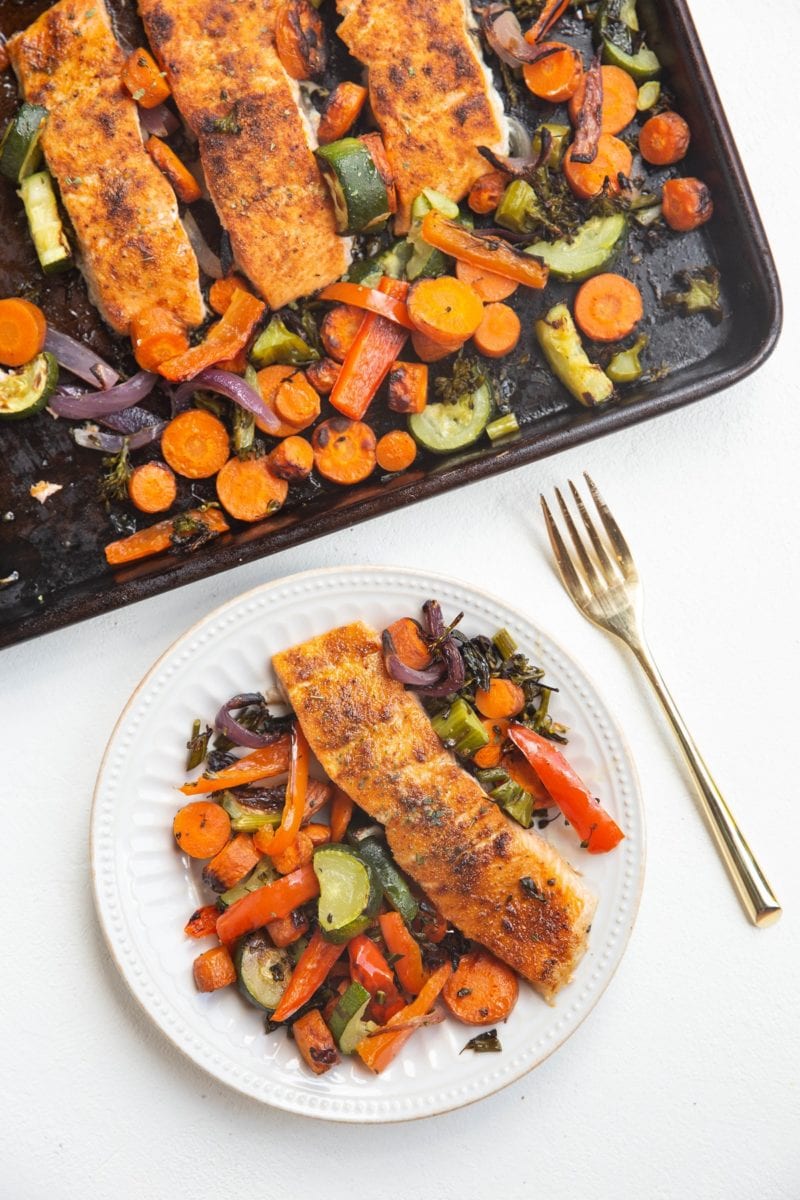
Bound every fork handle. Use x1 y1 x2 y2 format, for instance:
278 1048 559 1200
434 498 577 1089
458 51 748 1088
631 641 781 927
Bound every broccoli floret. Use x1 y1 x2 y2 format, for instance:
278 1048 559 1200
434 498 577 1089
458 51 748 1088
663 265 723 324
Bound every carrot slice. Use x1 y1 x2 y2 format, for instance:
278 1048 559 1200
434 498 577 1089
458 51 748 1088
328 278 410 419
385 617 432 670
268 435 314 481
184 904 220 939
161 409 230 479
661 177 713 231
563 133 632 200
411 330 459 363
274 0 326 80
472 718 510 768
305 356 340 394
568 64 638 135
0 298 46 367
467 170 510 215
272 928 346 1021
574 272 643 342
293 1009 340 1074
146 136 201 203
254 365 312 436
317 81 368 144
202 832 261 892
180 738 291 795
158 289 266 382
407 276 484 348
173 801 231 858
122 47 170 108
376 430 417 473
441 949 519 1024
329 788 353 844
266 910 310 947
474 677 525 719
320 304 365 363
130 305 189 371
421 211 548 289
639 111 691 166
215 456 289 522
271 830 314 875
455 259 518 303
472 302 521 358
523 41 583 102
304 823 332 847
104 506 229 566
208 274 251 315
312 417 377 484
127 461 177 514
387 361 428 413
318 282 414 329
356 963 452 1073
379 911 426 995
274 372 321 426
193 945 236 992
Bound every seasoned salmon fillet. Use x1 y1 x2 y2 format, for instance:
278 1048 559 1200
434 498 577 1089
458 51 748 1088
335 0 508 231
273 621 597 1002
139 0 349 309
7 0 204 335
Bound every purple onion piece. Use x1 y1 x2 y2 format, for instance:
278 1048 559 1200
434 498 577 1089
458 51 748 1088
215 693 286 749
182 210 222 279
422 599 445 639
100 405 165 434
382 630 446 688
480 5 561 67
417 637 466 697
185 367 281 434
138 102 181 137
71 426 129 453
44 328 120 389
49 371 159 418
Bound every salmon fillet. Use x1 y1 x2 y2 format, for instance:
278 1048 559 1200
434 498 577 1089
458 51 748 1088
335 0 508 231
139 0 349 309
7 0 204 336
273 621 597 1002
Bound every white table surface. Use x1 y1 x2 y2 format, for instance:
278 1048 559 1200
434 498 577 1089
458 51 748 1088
3 2 798 1195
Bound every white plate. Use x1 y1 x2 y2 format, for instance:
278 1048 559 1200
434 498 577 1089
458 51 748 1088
91 565 645 1122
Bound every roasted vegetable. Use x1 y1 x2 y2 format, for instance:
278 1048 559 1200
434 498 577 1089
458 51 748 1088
594 0 660 82
250 314 320 367
663 265 723 324
235 931 292 1010
18 170 72 274
431 698 490 757
606 334 648 382
313 844 381 943
0 350 58 420
534 303 615 406
524 214 627 282
316 137 391 234
0 103 47 182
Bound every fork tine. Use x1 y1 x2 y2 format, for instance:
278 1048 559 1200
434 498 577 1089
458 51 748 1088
583 472 635 575
554 486 606 595
540 495 593 608
568 479 623 586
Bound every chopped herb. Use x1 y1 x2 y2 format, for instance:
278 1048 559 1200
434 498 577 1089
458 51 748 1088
434 355 488 407
520 876 548 903
213 103 242 134
170 510 219 552
663 265 723 324
98 442 131 504
461 1029 502 1054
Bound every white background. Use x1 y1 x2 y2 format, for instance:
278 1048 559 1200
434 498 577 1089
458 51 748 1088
2 0 798 1195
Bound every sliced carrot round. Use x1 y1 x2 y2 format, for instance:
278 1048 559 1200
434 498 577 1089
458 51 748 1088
467 170 509 215
268 435 314 480
161 409 230 478
274 0 326 80
639 111 690 166
305 356 340 394
131 305 189 371
0 297 47 367
312 417 376 484
473 302 521 358
127 460 177 513
376 429 417 473
146 136 201 204
274 372 321 427
442 949 519 1024
407 276 484 347
568 64 638 134
320 304 365 362
573 272 643 342
317 81 368 144
215 455 289 521
523 41 583 102
255 365 317 436
384 616 432 670
661 177 713 231
411 330 460 363
563 133 633 200
208 274 251 315
455 259 518 302
173 801 231 859
475 677 525 718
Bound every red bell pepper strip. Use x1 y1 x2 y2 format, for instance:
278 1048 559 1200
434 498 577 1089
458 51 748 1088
183 904 220 939
215 863 319 945
379 911 427 995
318 282 415 330
348 934 405 1023
356 962 452 1073
264 722 309 859
328 276 409 420
180 736 291 795
329 787 354 844
271 928 347 1022
158 288 266 382
507 724 624 853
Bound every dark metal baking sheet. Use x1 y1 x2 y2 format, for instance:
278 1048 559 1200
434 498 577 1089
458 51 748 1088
0 0 781 650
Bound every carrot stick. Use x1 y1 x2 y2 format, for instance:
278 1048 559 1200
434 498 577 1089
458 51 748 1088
563 133 632 200
158 289 266 382
266 910 310 947
193 944 236 991
568 64 638 135
320 304 365 363
317 81 368 144
472 302 521 358
421 211 548 289
215 863 319 945
329 788 353 844
208 274 251 315
475 677 526 719
312 417 377 484
661 177 713 231
455 259 518 303
527 0 570 42
467 170 509 215
293 1009 340 1074
146 136 201 203
376 430 417 473
130 306 189 371
573 273 643 342
127 461 177 514
379 912 426 995
441 949 519 1024
305 356 340 394
387 361 428 413
268 435 314 481
384 617 432 670
328 278 409 420
161 409 230 479
104 506 229 566
184 904 220 939
271 929 347 1022
180 737 291 795
639 111 691 166
304 823 331 847
215 456 288 522
356 963 452 1073
122 47 170 108
523 41 583 102
318 282 414 329
202 832 261 892
407 276 484 348
0 297 46 367
173 801 231 859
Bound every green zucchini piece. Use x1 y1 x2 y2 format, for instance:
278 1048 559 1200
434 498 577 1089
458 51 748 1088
250 314 319 367
524 214 627 283
355 836 419 923
313 844 381 944
327 981 378 1053
595 0 660 80
607 334 648 383
347 239 413 285
18 171 72 274
406 190 459 280
495 180 538 235
0 351 58 421
601 38 660 81
636 81 661 111
235 931 292 1011
486 412 520 442
535 303 615 407
219 790 282 833
408 381 492 454
315 137 391 235
217 855 279 909
431 698 489 757
0 103 47 183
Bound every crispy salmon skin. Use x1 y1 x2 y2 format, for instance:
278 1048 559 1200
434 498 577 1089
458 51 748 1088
335 0 508 231
273 621 597 1002
7 0 204 335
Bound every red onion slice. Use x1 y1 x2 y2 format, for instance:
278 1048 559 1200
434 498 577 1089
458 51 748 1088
417 637 466 697
173 367 281 433
382 630 446 688
215 693 288 748
44 328 120 389
71 421 166 453
138 102 180 137
181 210 223 279
100 406 165 434
49 371 158 418
481 6 565 67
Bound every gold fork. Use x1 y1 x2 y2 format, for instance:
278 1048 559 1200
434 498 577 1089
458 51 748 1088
541 473 781 928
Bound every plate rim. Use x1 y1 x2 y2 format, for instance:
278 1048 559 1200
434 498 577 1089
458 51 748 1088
90 563 646 1122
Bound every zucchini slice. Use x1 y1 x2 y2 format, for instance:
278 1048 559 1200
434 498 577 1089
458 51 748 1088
313 844 380 943
0 351 59 421
525 214 627 283
0 104 47 183
217 855 279 909
535 303 615 407
219 790 282 834
353 836 419 924
235 932 292 1011
406 189 459 281
327 981 377 1053
18 171 72 275
408 381 492 455
315 137 390 235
